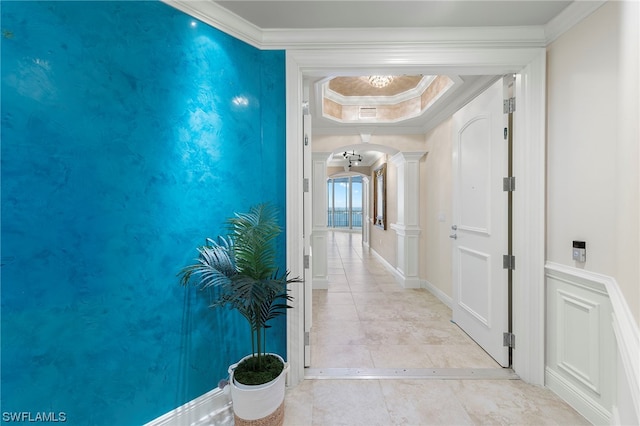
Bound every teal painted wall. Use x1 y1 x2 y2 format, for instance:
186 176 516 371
1 1 286 424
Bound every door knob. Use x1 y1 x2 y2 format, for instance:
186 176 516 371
449 234 457 240
451 225 457 230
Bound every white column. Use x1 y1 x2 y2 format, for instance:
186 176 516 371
390 152 425 289
362 176 370 249
311 153 329 289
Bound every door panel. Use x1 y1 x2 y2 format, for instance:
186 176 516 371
452 78 509 367
459 117 491 233
458 247 491 326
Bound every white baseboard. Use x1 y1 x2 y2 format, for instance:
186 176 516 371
545 367 611 425
312 277 328 290
369 246 404 285
421 279 453 309
144 387 232 426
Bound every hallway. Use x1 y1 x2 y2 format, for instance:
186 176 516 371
310 231 500 370
283 231 588 425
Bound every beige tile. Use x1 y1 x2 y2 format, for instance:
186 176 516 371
310 344 374 368
313 303 359 323
420 345 501 368
312 380 392 426
327 274 349 285
312 321 367 346
292 231 588 426
369 344 435 368
312 290 355 306
380 380 474 425
349 282 384 293
448 380 590 425
356 303 404 321
360 320 418 345
283 379 314 426
409 320 474 345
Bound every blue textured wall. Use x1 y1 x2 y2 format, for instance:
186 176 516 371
1 1 286 424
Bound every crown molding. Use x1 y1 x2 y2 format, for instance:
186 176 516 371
162 1 548 50
544 0 607 45
162 0 263 48
260 26 547 50
164 0 606 50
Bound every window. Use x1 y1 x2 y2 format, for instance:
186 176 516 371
327 175 363 229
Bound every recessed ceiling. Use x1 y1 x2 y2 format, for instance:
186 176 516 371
322 75 456 124
328 76 423 97
205 0 576 137
214 1 572 29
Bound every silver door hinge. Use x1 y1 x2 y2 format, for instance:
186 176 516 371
503 332 516 348
503 176 516 192
304 331 310 345
303 178 309 192
304 134 309 146
503 97 516 114
503 254 515 270
304 254 310 269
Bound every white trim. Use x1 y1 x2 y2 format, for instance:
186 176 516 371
546 262 640 422
545 367 611 425
163 1 603 51
421 279 453 309
369 246 404 286
285 53 305 387
161 0 263 49
544 0 607 45
261 26 547 50
286 46 546 388
143 388 231 426
511 55 547 386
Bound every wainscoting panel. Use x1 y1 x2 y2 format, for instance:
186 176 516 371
545 263 617 425
555 289 601 394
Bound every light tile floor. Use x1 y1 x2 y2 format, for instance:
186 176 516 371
282 231 589 425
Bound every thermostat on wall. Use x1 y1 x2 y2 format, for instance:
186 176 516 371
572 241 586 263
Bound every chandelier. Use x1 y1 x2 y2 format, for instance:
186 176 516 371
342 151 363 169
367 75 394 88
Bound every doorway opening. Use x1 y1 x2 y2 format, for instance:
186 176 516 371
285 47 546 387
327 175 363 230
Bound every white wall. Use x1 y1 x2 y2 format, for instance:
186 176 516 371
546 2 639 423
422 118 454 299
546 0 639 327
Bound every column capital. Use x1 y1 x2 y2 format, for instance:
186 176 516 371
390 151 426 166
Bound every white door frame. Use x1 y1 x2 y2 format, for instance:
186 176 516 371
286 47 546 387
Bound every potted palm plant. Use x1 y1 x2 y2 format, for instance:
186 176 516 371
178 203 299 426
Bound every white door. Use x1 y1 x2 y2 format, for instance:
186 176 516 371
451 78 509 367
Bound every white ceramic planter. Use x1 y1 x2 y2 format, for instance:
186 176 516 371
228 353 288 421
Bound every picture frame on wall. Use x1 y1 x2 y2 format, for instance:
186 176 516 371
373 163 386 230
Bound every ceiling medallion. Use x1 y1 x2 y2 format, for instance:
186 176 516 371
367 75 394 88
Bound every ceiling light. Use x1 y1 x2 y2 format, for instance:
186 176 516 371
342 151 363 167
368 75 394 88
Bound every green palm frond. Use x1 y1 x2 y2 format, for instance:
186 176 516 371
227 203 281 280
178 203 301 368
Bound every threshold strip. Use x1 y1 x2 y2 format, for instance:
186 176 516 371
304 367 519 380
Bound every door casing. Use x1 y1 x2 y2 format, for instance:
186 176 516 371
285 47 546 387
